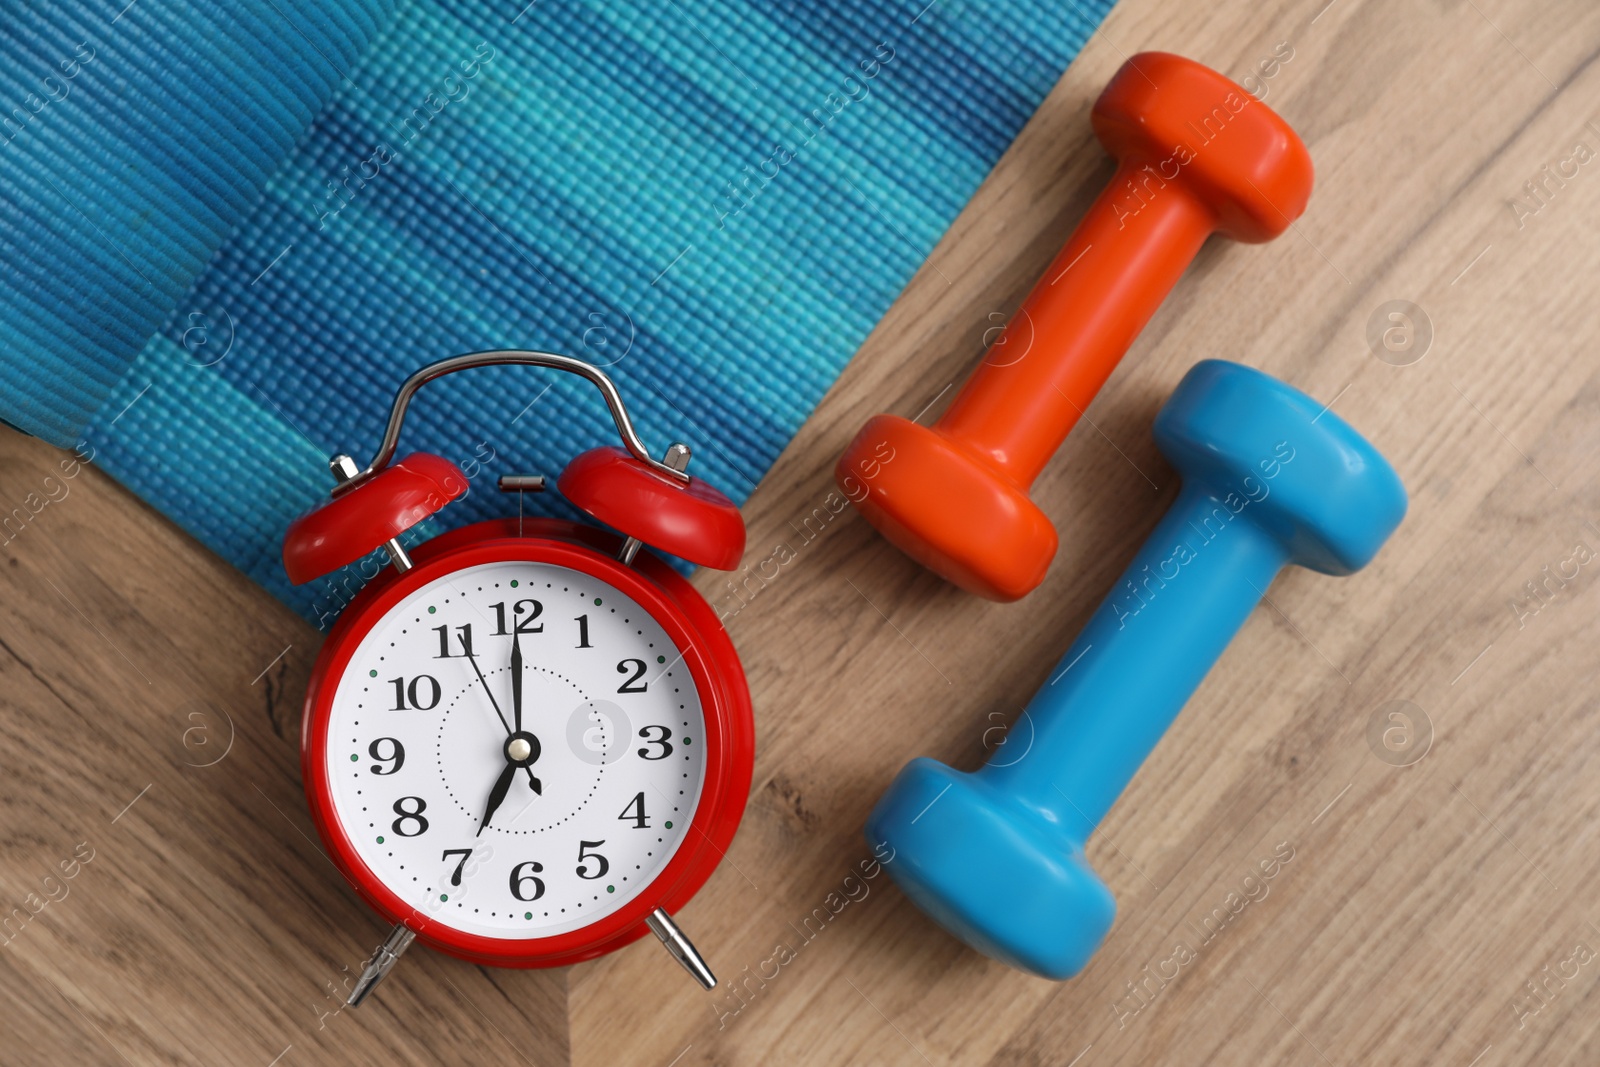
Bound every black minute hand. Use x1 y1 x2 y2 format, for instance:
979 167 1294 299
463 646 539 791
464 645 512 735
511 630 524 734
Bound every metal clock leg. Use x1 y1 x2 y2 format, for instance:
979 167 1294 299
646 908 716 989
348 923 417 1007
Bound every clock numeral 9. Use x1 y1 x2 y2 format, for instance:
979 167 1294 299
637 725 673 760
616 658 648 693
391 796 430 837
491 599 545 635
509 860 545 901
576 840 609 880
368 737 405 775
389 675 441 711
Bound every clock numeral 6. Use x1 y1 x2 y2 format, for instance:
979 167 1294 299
391 796 430 837
637 725 673 760
509 860 545 901
368 737 405 775
388 675 441 711
616 658 648 693
576 840 609 880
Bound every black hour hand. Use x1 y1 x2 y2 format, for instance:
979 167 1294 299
477 761 518 837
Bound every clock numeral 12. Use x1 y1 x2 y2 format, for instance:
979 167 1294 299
491 599 544 635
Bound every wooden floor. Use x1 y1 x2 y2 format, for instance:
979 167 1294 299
5 0 1600 1062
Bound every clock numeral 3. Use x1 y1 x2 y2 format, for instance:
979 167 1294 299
616 658 648 693
491 599 545 635
637 725 673 760
575 840 609 880
389 675 441 711
509 861 545 901
368 737 405 775
391 796 430 837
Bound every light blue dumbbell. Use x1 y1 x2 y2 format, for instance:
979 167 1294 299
866 360 1406 980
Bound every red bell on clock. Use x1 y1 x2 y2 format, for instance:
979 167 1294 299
281 351 753 1007
283 452 469 584
559 445 744 570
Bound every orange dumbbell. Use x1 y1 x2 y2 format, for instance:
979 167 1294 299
835 52 1313 600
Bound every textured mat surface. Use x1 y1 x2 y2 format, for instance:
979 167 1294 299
0 0 1115 624
0 0 395 443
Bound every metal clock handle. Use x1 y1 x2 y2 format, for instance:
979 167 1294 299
329 349 692 497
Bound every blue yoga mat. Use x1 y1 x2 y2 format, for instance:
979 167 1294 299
0 0 1115 625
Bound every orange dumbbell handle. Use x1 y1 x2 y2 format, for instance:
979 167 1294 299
937 162 1214 490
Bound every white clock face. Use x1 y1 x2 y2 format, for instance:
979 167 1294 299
324 559 708 940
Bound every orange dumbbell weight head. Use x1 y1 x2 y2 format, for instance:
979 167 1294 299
836 53 1313 600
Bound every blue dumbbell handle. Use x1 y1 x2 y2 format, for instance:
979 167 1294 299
983 480 1289 833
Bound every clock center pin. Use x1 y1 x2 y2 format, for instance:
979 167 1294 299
504 732 539 765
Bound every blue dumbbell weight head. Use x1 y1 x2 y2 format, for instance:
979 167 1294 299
865 360 1406 979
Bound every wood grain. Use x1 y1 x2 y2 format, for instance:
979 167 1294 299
5 0 1600 1063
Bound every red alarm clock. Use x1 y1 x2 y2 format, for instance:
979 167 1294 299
281 351 753 1006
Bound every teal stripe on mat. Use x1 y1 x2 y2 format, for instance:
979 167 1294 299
0 0 1117 624
0 0 395 444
